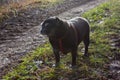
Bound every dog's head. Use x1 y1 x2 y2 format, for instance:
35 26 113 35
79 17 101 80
41 17 62 37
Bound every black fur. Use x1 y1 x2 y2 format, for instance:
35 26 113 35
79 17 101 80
41 17 90 66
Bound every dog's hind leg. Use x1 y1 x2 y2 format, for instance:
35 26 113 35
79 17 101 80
83 36 90 57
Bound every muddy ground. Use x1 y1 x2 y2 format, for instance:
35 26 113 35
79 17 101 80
1 0 119 79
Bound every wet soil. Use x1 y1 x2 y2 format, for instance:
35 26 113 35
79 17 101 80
0 0 116 79
107 29 120 79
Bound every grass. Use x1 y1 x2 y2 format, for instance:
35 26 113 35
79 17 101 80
0 0 62 23
3 0 120 79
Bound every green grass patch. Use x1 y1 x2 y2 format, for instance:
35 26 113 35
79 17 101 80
3 0 120 79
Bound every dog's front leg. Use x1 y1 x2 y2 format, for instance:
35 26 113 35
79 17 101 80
53 49 60 67
71 50 77 67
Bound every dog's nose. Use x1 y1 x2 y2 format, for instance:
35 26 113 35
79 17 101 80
41 29 47 35
41 30 44 34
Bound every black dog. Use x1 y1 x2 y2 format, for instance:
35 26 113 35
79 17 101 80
41 17 90 67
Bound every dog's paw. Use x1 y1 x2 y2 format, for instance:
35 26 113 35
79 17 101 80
83 53 89 57
82 54 89 60
69 64 78 69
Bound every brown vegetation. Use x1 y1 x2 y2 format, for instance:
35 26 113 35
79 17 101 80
0 0 56 22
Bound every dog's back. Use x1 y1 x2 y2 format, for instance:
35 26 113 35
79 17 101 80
68 17 90 44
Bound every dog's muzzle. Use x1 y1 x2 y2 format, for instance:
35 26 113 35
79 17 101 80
41 28 48 35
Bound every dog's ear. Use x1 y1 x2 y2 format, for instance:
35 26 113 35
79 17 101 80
53 16 60 22
55 17 63 26
51 16 60 21
55 17 59 20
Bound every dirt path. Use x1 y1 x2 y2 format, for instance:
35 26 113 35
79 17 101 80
58 0 107 19
0 0 107 78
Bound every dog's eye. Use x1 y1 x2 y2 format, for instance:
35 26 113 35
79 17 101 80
44 23 49 27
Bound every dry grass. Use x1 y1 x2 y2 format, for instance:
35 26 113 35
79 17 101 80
0 0 58 21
